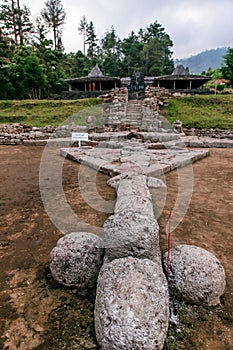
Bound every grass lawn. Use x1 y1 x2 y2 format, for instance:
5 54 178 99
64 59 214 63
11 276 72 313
163 94 233 129
0 95 233 129
0 98 102 127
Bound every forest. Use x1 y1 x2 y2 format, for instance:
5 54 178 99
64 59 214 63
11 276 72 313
0 0 174 99
0 0 232 100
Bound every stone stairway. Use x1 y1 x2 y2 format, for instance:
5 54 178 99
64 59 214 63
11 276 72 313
125 101 143 128
124 100 164 131
103 98 166 131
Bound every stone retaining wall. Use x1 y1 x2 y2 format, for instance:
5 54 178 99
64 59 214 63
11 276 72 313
1 123 233 147
0 123 87 145
184 128 233 139
0 124 54 145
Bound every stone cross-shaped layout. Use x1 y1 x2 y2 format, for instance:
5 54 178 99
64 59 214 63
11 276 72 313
49 131 226 350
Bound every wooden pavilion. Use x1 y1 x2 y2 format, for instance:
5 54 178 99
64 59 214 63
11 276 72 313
153 64 211 90
65 65 121 93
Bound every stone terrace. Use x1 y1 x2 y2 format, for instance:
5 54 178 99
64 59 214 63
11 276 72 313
60 134 209 178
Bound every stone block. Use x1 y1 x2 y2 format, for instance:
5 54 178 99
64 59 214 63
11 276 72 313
95 257 169 350
102 210 161 263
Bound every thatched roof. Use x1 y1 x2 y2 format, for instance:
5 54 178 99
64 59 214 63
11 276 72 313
65 64 120 84
154 64 211 81
172 64 189 76
88 64 103 77
153 64 211 90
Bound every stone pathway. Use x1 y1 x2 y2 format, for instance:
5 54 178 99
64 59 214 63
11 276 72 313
60 136 209 178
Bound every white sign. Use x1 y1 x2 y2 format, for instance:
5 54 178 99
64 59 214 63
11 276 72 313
72 132 88 146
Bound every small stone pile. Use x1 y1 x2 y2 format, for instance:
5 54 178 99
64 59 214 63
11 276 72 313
143 86 171 111
0 123 91 145
0 123 33 133
99 87 128 104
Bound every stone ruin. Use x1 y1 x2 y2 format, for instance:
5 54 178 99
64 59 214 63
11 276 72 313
98 86 171 133
1 86 233 145
50 145 226 349
30 84 227 348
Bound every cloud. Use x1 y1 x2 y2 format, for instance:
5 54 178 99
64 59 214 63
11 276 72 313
27 0 233 58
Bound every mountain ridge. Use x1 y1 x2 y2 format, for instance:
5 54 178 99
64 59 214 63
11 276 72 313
174 47 229 74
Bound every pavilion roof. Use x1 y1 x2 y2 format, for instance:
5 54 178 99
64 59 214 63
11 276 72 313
88 64 103 77
154 64 211 81
172 64 189 75
65 64 120 83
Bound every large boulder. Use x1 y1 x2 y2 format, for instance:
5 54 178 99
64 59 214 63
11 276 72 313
102 210 161 263
94 257 169 350
163 244 226 306
50 232 104 291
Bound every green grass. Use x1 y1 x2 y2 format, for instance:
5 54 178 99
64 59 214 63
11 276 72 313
163 94 233 129
1 95 233 129
0 98 102 127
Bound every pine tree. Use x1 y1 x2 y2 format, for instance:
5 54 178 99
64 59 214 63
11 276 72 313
139 21 173 75
41 0 66 50
0 27 13 66
33 15 50 46
0 0 33 45
78 15 88 55
86 21 97 59
120 31 143 75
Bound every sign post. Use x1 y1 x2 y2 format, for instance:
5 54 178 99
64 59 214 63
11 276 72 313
71 132 89 147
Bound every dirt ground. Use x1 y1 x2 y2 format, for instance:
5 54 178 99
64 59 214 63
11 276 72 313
0 145 232 350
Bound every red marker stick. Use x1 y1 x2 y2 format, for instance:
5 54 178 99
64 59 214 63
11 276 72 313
166 210 172 283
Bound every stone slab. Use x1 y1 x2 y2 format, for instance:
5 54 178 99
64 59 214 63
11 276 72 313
60 139 209 177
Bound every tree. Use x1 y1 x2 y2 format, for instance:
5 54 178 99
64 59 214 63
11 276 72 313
0 65 15 99
86 21 97 59
0 0 33 45
5 46 46 98
41 0 66 50
100 26 122 76
221 47 233 86
139 21 173 75
120 31 143 75
78 15 88 55
0 27 13 66
33 15 50 46
35 44 66 96
100 26 118 55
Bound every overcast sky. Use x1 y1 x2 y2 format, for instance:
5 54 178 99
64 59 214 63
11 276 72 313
26 0 233 59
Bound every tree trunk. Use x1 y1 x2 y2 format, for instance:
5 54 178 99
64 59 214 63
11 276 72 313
16 0 23 45
11 0 18 45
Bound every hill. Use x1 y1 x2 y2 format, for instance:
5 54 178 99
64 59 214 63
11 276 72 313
175 47 228 74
